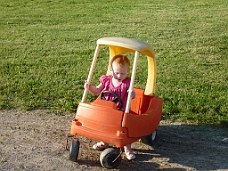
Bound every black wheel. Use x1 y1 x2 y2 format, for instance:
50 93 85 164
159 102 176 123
100 148 122 169
141 130 157 146
101 90 123 110
69 139 80 162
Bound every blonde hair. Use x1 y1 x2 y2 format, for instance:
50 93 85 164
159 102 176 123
110 54 130 68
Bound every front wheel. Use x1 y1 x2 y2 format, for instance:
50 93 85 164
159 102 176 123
141 130 157 146
100 148 122 169
69 139 80 162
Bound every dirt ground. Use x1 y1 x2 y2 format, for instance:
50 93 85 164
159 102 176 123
0 109 228 171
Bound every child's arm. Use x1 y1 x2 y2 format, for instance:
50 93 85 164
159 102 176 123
84 81 104 95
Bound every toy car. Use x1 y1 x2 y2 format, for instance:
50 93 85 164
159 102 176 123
67 37 163 169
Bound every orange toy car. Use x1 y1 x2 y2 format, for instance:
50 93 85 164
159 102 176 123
67 37 163 169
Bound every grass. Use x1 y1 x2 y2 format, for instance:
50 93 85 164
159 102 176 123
0 0 227 124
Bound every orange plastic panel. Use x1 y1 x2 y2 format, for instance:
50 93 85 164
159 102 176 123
123 97 162 137
130 88 153 114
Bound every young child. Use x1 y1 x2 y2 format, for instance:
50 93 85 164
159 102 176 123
84 54 136 160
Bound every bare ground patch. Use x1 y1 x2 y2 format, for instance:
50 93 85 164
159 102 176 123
0 110 228 171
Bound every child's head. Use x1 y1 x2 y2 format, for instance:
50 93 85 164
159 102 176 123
110 54 130 81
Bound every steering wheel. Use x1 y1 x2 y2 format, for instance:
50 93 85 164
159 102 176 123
101 90 123 110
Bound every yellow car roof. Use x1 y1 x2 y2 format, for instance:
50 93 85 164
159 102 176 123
97 37 155 57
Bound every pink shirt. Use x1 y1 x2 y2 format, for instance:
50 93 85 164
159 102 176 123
100 75 131 111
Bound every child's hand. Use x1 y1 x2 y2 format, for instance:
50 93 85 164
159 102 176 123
84 81 91 89
128 89 136 99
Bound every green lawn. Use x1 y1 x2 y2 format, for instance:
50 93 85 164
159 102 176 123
0 0 227 124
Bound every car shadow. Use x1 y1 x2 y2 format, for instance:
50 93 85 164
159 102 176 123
127 123 228 171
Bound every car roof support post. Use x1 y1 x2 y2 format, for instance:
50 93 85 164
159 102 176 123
82 45 101 102
125 51 139 113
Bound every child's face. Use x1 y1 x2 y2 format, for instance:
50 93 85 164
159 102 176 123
111 62 129 82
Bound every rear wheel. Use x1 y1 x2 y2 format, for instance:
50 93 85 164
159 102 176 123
100 148 122 169
141 130 157 146
69 139 80 162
